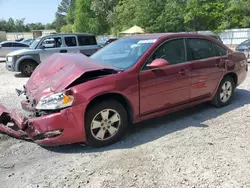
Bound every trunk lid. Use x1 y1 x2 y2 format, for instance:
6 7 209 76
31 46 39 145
26 53 115 101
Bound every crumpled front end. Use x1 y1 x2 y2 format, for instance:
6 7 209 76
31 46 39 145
0 54 118 146
0 102 88 146
0 104 29 139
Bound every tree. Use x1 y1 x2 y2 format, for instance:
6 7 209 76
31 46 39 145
26 22 45 31
91 0 119 33
54 0 72 32
61 24 73 33
45 23 56 29
66 0 76 24
73 0 99 34
155 0 187 32
184 0 228 32
238 0 250 27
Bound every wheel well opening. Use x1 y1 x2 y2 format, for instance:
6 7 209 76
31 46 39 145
225 72 238 86
18 59 38 71
85 93 134 123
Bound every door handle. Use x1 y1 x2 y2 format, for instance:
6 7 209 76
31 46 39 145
60 49 67 53
178 69 189 75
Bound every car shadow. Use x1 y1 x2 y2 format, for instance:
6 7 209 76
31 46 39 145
44 88 250 154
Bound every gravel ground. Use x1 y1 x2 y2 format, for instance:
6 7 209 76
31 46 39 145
1 62 250 188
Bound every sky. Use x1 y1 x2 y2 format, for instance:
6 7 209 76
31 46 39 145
0 0 62 24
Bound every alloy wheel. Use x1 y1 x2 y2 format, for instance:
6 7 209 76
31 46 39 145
90 109 121 141
220 81 232 103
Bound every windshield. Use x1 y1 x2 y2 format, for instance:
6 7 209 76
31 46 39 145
29 38 41 49
91 38 156 70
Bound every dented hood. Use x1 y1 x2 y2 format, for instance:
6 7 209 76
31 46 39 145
26 53 115 101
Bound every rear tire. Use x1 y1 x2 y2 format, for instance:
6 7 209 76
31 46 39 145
211 76 235 108
85 100 128 147
20 60 37 77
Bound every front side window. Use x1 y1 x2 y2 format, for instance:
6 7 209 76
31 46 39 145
143 39 186 70
41 37 62 49
91 38 156 70
188 38 216 60
65 36 77 47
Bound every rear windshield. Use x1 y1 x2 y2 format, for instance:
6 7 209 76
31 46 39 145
77 36 97 46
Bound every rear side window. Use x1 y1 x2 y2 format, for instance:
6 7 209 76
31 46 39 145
214 44 227 56
13 43 28 47
188 38 216 60
2 43 12 47
78 36 97 46
65 36 77 47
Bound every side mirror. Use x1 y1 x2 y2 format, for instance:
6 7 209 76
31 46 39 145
147 58 169 69
41 45 45 50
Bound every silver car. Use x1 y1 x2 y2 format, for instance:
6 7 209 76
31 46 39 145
6 33 100 76
0 41 29 57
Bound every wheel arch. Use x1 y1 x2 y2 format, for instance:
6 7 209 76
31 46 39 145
224 72 238 86
16 56 39 71
85 93 134 123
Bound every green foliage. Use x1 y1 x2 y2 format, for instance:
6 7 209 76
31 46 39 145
3 0 250 34
0 18 47 32
73 0 99 34
60 24 73 33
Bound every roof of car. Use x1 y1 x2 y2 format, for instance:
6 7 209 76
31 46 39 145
44 33 96 37
122 33 214 40
0 41 24 44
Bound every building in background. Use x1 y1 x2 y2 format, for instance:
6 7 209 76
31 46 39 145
0 31 7 42
6 29 56 41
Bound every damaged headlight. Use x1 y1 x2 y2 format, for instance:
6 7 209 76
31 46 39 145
36 92 74 110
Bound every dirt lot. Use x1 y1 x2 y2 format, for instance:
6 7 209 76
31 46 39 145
1 62 250 188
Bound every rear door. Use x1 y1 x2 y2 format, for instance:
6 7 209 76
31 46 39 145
139 38 191 115
62 35 79 54
187 38 225 100
77 35 99 56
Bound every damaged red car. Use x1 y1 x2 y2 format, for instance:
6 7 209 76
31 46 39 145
0 33 248 147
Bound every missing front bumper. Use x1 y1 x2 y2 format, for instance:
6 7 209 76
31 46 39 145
0 104 63 143
0 104 29 139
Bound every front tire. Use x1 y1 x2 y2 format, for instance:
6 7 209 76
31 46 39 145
85 100 128 147
211 76 235 107
20 60 37 77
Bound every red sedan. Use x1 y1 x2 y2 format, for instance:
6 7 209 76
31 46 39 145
0 33 248 147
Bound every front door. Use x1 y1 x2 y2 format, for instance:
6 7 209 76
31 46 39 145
186 38 226 100
139 38 191 115
39 36 63 61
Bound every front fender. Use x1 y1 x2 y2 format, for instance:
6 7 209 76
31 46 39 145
15 55 40 71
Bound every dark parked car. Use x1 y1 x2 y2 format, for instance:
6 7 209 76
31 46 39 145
0 33 247 147
235 39 250 62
